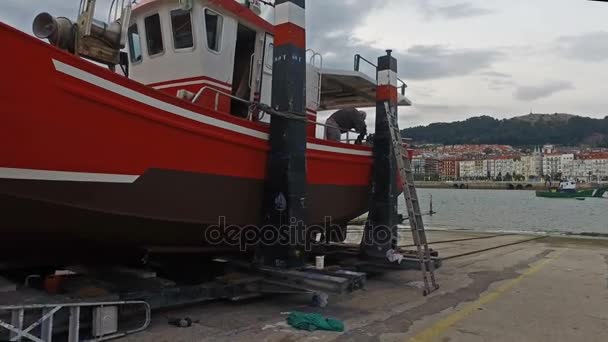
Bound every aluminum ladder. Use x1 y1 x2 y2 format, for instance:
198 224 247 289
385 103 439 296
0 301 150 342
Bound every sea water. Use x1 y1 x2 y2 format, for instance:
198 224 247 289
413 189 608 235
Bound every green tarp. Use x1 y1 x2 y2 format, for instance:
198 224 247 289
286 312 345 332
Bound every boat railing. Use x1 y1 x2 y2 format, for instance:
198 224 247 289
354 54 408 95
306 49 323 110
192 87 367 144
193 86 260 120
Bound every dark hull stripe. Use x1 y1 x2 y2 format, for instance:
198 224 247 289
0 169 369 248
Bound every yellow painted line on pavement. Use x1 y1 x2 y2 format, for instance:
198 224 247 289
408 251 560 342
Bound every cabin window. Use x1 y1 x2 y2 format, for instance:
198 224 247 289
204 9 223 52
127 24 142 63
144 13 164 56
170 9 193 49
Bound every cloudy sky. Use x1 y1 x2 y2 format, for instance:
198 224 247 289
2 0 608 128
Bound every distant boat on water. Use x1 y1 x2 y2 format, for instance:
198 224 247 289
536 179 607 199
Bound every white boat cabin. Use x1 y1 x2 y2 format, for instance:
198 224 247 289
558 179 577 193
125 0 411 138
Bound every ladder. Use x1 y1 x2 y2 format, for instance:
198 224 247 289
384 102 439 296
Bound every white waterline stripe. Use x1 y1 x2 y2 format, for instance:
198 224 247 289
0 167 139 183
274 1 306 28
307 143 372 157
53 60 370 157
152 79 232 91
53 59 270 140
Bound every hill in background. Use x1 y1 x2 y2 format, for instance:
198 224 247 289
401 113 608 147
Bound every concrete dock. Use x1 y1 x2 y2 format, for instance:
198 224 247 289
122 230 608 342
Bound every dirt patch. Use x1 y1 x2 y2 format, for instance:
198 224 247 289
333 249 555 342
541 237 608 248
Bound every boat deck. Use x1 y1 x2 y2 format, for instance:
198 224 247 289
118 230 608 342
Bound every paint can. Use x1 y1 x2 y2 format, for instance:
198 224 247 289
315 256 325 270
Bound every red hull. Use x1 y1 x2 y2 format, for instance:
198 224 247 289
0 23 373 249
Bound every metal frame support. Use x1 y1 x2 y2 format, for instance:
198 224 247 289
361 50 401 258
0 301 150 342
259 0 308 267
68 307 80 342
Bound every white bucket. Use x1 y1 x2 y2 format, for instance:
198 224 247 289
315 256 325 270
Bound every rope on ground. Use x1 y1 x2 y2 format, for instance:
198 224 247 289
442 236 548 260
397 234 516 248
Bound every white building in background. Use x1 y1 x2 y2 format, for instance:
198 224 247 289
573 158 592 179
459 160 485 179
590 158 608 180
542 153 586 179
560 154 575 176
484 159 494 178
493 157 516 177
542 144 555 154
572 153 608 180
412 157 426 175
542 154 562 178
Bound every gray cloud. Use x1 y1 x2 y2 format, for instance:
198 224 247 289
479 71 515 91
306 0 391 49
556 31 608 62
307 2 502 81
414 0 493 20
514 81 574 101
479 71 511 78
402 45 502 80
487 78 515 91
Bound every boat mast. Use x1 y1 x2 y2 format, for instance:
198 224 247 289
258 0 308 267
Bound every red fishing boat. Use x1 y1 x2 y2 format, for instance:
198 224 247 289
0 0 411 255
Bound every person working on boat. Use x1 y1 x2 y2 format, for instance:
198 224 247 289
324 108 367 144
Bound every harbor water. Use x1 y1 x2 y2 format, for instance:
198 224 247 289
415 189 608 235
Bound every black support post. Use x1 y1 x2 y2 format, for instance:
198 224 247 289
361 50 400 258
258 0 308 267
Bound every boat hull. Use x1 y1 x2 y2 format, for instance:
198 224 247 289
535 189 595 198
0 171 367 256
0 22 373 256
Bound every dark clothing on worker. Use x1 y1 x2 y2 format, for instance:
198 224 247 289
324 108 367 144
